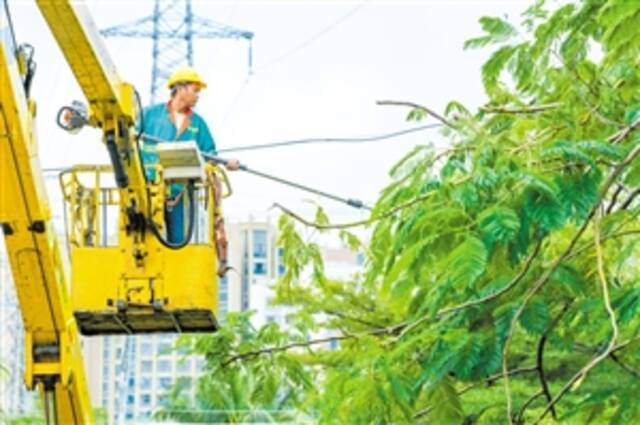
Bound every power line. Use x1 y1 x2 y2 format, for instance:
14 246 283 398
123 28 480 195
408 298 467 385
41 123 443 174
218 123 443 153
255 0 370 73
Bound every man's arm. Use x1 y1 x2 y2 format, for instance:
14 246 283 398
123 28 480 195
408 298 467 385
199 118 240 171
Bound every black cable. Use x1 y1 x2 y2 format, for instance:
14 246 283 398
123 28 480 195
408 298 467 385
133 88 147 183
2 0 19 58
147 181 197 250
217 123 443 153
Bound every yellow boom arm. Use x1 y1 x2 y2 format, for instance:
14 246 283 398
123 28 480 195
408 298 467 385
0 1 93 423
36 0 149 220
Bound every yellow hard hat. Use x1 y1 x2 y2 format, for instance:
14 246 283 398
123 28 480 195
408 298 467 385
166 66 208 89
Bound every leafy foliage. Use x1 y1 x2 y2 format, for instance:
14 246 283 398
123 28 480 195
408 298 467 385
165 1 640 423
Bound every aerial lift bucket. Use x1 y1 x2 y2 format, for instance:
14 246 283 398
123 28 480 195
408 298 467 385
59 161 230 335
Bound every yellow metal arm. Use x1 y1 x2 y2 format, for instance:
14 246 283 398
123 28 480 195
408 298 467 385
36 0 149 220
0 1 93 423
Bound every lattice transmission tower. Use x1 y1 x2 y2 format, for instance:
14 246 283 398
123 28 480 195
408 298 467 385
101 0 253 103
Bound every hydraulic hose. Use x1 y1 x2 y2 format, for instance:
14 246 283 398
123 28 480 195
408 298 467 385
147 180 196 250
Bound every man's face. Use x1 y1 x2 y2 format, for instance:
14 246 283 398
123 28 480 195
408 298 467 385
179 83 202 108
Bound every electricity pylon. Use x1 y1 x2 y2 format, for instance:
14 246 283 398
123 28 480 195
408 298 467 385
101 0 253 102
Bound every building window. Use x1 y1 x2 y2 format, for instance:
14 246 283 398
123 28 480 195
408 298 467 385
126 395 135 406
140 341 152 357
140 360 152 373
140 377 152 390
253 261 267 275
158 377 172 390
157 341 172 356
157 359 172 373
196 357 205 371
253 229 267 258
141 393 152 407
177 359 192 374
277 247 286 276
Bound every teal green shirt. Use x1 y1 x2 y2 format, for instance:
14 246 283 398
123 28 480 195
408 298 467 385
139 103 216 181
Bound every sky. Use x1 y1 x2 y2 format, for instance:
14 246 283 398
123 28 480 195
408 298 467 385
7 0 532 228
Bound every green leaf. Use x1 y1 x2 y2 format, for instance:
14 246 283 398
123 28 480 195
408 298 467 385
624 104 640 126
443 236 488 289
407 107 426 122
428 377 464 424
339 230 362 251
519 297 551 335
478 206 521 245
381 239 428 299
542 140 597 169
482 45 517 91
315 206 330 226
479 16 517 39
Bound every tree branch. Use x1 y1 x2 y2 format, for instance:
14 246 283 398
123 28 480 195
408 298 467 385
413 366 539 420
398 238 543 340
608 115 640 144
606 184 625 214
323 309 387 329
609 352 640 379
376 100 457 129
502 141 640 424
533 303 571 420
516 390 544 424
220 321 407 368
480 103 560 114
270 184 442 230
532 207 620 424
618 187 640 211
221 334 354 367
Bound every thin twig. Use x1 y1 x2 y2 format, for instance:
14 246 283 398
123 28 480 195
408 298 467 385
323 309 386 329
377 100 457 129
413 366 538 420
534 303 571 420
271 189 434 230
619 187 640 211
481 103 560 114
606 184 625 214
609 353 640 379
516 390 544 424
532 207 620 424
221 334 354 367
608 115 640 144
398 239 543 340
221 322 406 367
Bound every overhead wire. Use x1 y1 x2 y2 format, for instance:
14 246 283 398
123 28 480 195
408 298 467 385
254 0 370 74
217 123 443 153
42 121 442 174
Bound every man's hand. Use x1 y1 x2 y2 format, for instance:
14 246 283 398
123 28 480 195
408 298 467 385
225 158 241 171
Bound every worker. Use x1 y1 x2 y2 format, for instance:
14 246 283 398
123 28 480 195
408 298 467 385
138 65 239 245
